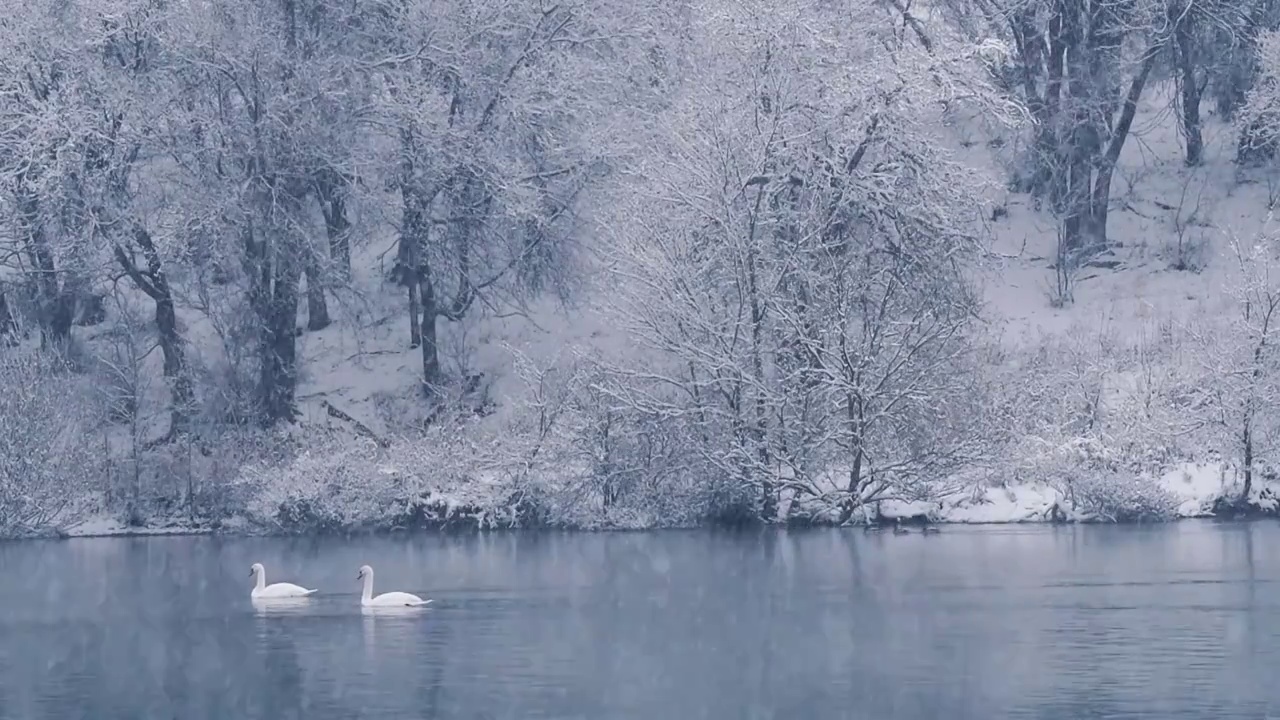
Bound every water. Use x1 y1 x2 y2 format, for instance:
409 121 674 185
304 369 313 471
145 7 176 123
2 522 1279 719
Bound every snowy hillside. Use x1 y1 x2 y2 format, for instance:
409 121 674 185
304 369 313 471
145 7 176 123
7 0 1280 536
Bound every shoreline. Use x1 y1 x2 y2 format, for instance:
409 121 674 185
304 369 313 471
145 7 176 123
18 461 1276 542
47 510 1273 542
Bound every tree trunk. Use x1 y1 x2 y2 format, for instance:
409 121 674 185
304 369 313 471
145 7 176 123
244 214 302 425
1030 7 1067 202
408 277 422 349
155 290 193 436
113 227 194 437
261 255 302 424
1173 5 1203 166
1217 0 1271 119
836 392 867 525
303 251 331 332
1243 411 1254 500
315 169 352 279
0 292 16 345
1087 41 1161 247
420 277 442 395
17 183 72 348
1061 1 1091 250
399 182 429 349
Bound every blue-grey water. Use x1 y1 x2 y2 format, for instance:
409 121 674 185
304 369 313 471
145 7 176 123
1 521 1277 719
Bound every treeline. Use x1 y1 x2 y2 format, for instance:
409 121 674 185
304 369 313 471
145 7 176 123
4 0 1280 535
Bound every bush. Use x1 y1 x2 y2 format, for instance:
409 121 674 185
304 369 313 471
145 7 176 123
1061 470 1179 522
0 351 102 535
239 421 498 532
1027 437 1179 522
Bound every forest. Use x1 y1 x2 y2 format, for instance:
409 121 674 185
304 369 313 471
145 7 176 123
4 0 1280 536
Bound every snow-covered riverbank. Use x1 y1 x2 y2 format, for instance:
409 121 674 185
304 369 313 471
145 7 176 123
877 462 1279 525
47 462 1275 540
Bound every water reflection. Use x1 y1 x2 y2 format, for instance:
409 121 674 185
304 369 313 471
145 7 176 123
3 523 1280 718
251 597 314 616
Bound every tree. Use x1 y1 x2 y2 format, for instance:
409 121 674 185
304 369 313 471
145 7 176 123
1197 230 1280 503
948 0 1171 249
603 0 1022 522
170 0 365 424
0 351 101 535
88 0 198 439
371 0 671 397
0 3 101 349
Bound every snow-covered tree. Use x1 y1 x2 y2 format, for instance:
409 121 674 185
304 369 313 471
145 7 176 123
164 0 371 423
603 0 1023 522
1195 229 1280 501
0 351 101 535
367 0 677 397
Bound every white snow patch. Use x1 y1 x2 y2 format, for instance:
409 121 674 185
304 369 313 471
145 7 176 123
943 483 1064 523
65 515 220 538
1156 462 1228 518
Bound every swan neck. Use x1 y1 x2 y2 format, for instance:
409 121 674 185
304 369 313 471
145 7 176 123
361 572 373 601
255 570 266 591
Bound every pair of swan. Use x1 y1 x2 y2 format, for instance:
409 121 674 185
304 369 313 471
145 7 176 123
249 563 432 607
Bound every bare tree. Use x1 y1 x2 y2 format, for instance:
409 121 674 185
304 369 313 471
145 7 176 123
371 0 671 398
1197 230 1280 503
169 0 365 423
0 351 101 535
603 0 1022 522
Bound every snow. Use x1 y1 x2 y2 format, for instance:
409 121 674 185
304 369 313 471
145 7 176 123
941 484 1065 524
865 462 1274 526
31 77 1280 535
64 515 222 538
1155 462 1228 518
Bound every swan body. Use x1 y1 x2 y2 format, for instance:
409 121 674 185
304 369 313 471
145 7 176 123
358 564 432 607
249 563 318 599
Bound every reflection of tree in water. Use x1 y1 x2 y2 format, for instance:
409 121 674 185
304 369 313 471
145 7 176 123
1244 523 1257 655
416 613 449 719
358 606 446 717
252 615 305 718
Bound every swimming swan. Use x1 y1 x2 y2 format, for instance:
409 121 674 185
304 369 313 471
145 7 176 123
358 565 432 607
249 563 318 599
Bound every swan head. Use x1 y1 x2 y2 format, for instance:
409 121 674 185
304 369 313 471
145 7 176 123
357 564 373 580
250 562 265 578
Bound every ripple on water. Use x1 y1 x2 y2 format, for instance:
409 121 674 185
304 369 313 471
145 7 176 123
0 522 1278 718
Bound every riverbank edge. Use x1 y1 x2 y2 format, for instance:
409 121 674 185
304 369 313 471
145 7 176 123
47 501 1280 541
16 462 1276 541
49 512 1278 541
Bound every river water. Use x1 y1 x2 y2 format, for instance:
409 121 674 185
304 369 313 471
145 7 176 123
1 522 1277 719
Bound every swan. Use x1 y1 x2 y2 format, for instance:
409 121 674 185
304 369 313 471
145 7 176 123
249 563 318 599
358 565 432 607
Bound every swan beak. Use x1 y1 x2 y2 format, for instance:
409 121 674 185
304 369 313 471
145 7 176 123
248 570 253 577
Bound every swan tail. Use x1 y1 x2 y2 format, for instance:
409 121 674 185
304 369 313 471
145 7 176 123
304 588 319 596
409 598 433 606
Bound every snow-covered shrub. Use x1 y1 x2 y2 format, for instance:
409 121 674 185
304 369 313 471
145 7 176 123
477 349 730 528
239 420 493 532
0 351 102 535
1029 437 1178 522
1238 31 1280 165
985 326 1188 522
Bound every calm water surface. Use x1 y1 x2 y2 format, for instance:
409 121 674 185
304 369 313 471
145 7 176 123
2 522 1279 719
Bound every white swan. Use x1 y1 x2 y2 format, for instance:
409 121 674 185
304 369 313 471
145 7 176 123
358 564 432 607
249 563 318 599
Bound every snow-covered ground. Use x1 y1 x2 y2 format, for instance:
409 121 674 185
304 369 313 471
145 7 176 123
40 79 1280 537
60 460 1273 537
874 461 1278 525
